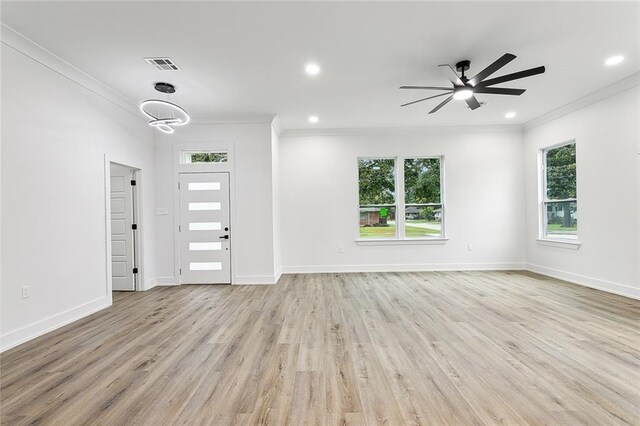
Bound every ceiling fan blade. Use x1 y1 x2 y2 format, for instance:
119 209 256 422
476 66 546 87
474 87 526 96
468 53 517 86
400 86 453 91
465 95 482 110
428 94 454 114
438 65 464 87
401 92 451 107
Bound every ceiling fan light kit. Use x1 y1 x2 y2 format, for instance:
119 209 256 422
140 82 190 134
400 53 545 114
453 88 474 100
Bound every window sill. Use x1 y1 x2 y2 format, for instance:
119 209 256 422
356 238 448 246
536 238 581 250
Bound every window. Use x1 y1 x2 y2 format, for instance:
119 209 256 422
358 156 444 240
358 159 396 239
404 158 443 238
181 150 228 164
541 142 577 240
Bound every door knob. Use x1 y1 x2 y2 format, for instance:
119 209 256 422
219 235 229 239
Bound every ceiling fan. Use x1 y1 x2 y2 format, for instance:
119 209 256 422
400 53 545 114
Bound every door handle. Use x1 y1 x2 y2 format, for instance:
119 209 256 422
219 235 229 239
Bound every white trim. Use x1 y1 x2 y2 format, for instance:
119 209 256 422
526 263 639 300
356 238 448 246
282 125 522 138
234 275 279 285
104 156 147 292
173 142 236 285
103 157 114 302
271 115 283 136
145 278 157 291
0 296 110 353
274 267 283 284
1 23 141 120
282 262 525 274
524 72 640 131
538 141 578 241
357 156 445 241
155 277 179 286
536 238 581 250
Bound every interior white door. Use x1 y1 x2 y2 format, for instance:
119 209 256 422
110 163 136 291
179 172 231 284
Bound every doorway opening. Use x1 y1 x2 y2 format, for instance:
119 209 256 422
109 162 139 291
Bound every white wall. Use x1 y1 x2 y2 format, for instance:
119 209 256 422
523 86 639 298
279 128 525 272
1 42 156 351
154 122 279 285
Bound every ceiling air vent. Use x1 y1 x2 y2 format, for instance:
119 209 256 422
144 57 180 71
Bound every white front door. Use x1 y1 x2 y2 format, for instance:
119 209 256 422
179 172 231 284
110 163 136 291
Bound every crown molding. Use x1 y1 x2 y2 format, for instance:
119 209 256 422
1 23 143 120
523 72 640 132
280 124 523 138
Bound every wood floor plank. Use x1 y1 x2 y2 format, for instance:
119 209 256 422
1 271 638 425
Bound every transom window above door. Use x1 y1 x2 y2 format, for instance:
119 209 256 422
181 150 228 164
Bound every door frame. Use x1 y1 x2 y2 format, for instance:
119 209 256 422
104 155 145 296
178 171 232 284
172 142 236 285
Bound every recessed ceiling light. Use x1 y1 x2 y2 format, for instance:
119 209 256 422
505 112 516 119
605 55 624 66
305 63 321 76
308 115 319 123
453 89 473 100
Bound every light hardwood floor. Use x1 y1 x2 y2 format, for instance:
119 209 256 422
1 271 639 425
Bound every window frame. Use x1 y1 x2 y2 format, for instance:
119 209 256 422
356 155 446 242
180 149 229 164
357 156 399 240
402 156 446 240
539 140 579 243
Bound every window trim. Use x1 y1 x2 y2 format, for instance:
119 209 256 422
356 155 445 243
539 140 579 243
357 156 399 240
180 149 229 164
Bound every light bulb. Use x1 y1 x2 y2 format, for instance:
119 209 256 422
453 89 473 100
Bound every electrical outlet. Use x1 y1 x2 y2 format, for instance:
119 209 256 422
22 286 30 299
338 245 344 254
467 244 473 251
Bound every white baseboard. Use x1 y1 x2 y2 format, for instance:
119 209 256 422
155 275 282 286
143 277 157 291
526 263 639 300
233 274 280 285
155 276 179 286
0 296 111 353
281 262 526 274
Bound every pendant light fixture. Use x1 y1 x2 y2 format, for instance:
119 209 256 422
140 82 190 134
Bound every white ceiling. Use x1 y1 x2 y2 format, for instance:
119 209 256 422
2 1 638 130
